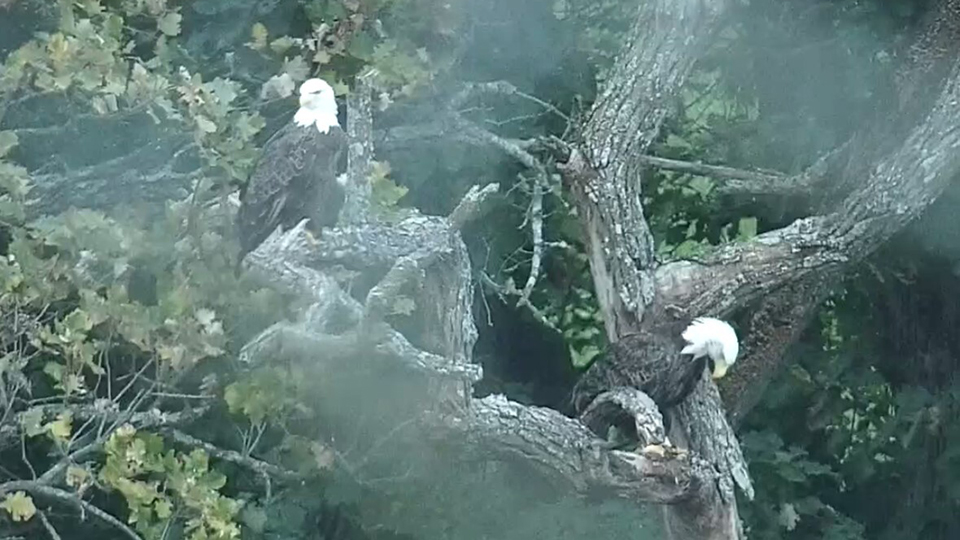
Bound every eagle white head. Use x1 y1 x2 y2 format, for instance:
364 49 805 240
293 78 339 134
680 317 739 379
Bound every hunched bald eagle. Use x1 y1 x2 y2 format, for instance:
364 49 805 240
570 317 740 417
237 78 348 263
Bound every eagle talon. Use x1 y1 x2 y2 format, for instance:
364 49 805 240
637 443 688 460
638 444 666 457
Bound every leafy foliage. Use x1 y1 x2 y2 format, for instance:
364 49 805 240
0 491 36 523
1 1 957 540
101 426 241 540
0 169 289 537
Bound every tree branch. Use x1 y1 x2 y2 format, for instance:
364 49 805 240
719 274 836 426
570 0 729 339
438 394 710 504
656 62 960 319
164 429 299 481
0 481 143 540
340 72 375 225
638 155 810 197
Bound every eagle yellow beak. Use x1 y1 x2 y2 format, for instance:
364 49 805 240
712 360 729 380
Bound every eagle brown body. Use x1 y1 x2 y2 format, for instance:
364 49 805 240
237 120 348 262
570 328 708 416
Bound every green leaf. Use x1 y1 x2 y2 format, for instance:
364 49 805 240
665 134 692 151
20 407 45 437
63 308 94 334
346 31 377 61
737 216 758 240
282 56 310 82
157 11 182 37
687 176 714 198
249 23 268 50
46 411 73 443
43 362 64 386
195 115 218 133
261 73 295 99
155 498 172 519
0 131 18 157
66 465 91 489
206 77 238 106
241 503 268 533
235 113 266 140
0 492 36 522
270 36 296 55
672 239 706 259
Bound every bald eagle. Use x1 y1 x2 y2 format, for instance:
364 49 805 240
237 78 348 263
570 317 739 416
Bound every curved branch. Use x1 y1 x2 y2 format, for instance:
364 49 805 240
657 62 960 318
443 394 710 504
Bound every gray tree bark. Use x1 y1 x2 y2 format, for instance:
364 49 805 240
5 1 960 539
558 0 960 538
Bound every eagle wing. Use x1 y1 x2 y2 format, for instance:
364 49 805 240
237 121 348 260
570 328 707 415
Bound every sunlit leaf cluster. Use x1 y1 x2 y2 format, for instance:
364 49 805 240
101 425 242 540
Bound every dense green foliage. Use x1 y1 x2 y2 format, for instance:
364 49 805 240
1 0 959 539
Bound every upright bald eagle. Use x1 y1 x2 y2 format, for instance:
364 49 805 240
570 317 740 416
237 78 348 263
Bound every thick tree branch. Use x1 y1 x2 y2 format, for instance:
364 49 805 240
557 2 750 540
441 394 710 504
241 133 724 526
657 62 960 318
719 274 836 426
570 0 729 339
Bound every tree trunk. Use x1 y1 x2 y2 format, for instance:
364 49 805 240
561 0 960 538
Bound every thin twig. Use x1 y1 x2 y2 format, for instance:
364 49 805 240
518 173 545 307
164 429 298 481
37 510 63 540
450 81 569 122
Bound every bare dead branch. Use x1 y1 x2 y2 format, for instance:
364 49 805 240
165 429 299 481
447 182 501 230
450 80 570 122
638 155 811 197
0 402 209 450
558 1 756 538
572 0 729 339
517 174 546 307
37 510 62 540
